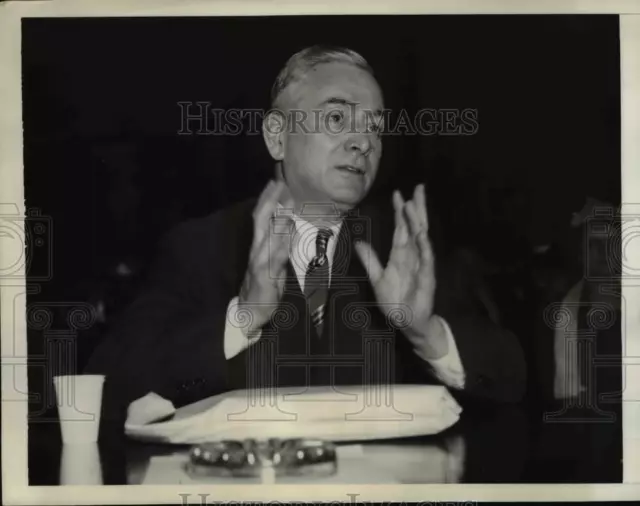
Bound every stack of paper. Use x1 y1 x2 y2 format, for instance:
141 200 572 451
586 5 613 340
125 384 462 444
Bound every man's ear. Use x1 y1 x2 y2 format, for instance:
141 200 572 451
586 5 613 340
262 109 286 161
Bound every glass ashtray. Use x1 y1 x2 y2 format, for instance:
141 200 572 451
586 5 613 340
184 438 337 479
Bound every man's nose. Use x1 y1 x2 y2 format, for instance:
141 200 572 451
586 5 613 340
344 133 373 155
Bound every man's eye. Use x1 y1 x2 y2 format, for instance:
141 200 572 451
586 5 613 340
367 121 383 136
327 111 344 124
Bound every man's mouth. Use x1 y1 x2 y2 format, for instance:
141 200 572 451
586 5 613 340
336 165 365 175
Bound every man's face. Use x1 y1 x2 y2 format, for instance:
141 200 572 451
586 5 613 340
278 62 384 212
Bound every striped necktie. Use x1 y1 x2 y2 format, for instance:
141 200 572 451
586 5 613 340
304 227 333 338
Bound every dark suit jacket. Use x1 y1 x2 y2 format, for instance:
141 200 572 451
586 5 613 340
85 196 527 424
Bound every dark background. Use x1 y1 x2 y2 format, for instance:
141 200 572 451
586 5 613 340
22 15 621 438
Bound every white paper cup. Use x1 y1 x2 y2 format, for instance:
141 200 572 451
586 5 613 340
53 375 105 444
59 443 103 485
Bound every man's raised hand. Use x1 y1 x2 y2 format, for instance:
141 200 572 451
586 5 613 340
237 180 295 334
354 184 444 354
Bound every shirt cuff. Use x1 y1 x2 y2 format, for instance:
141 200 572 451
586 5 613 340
224 296 262 359
423 316 466 389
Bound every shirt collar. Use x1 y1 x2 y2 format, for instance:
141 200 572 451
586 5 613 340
276 202 343 239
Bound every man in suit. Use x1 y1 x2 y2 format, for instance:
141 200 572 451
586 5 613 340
85 45 526 424
526 197 622 482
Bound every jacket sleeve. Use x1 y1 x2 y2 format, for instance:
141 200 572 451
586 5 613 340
432 258 527 404
83 222 235 425
364 201 527 405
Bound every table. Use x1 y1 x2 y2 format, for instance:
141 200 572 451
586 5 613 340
28 399 622 485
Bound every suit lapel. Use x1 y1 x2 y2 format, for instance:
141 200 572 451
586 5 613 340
322 208 386 355
226 199 396 391
273 260 308 356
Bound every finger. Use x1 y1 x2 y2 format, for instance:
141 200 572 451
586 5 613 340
277 181 295 209
392 190 409 246
254 181 288 244
277 190 296 227
269 211 294 257
252 180 277 243
392 189 405 227
252 214 292 267
404 200 423 239
267 180 288 216
416 229 434 265
271 181 295 245
267 181 295 246
354 240 384 285
269 181 296 243
414 183 429 231
272 231 292 266
268 246 291 290
254 179 276 218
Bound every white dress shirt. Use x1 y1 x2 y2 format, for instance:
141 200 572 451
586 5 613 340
224 211 466 389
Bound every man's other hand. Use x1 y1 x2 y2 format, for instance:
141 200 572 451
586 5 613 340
354 184 448 358
237 180 295 334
